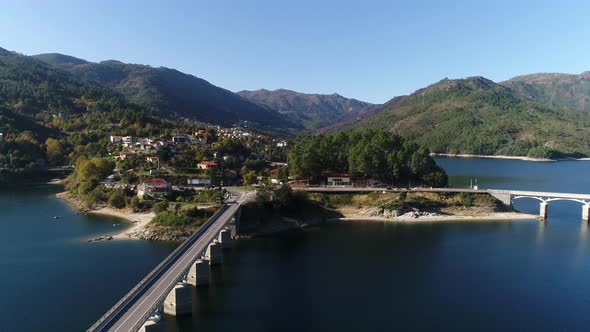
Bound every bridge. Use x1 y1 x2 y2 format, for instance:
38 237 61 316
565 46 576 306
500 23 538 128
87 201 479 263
293 187 590 221
88 189 254 332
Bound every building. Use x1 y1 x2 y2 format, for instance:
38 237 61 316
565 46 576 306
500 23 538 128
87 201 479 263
122 136 137 147
118 151 136 160
187 178 212 186
323 172 352 186
137 178 171 198
276 141 288 148
110 136 123 143
146 156 159 163
172 134 190 144
198 161 218 170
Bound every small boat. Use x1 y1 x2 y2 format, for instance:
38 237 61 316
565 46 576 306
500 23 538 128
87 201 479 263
53 216 62 220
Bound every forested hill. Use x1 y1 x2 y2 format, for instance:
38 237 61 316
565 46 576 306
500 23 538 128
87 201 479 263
347 76 590 158
237 89 371 130
0 48 129 116
33 53 292 128
501 72 590 113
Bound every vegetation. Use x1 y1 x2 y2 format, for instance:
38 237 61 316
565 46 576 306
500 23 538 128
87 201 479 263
502 72 590 113
33 53 292 128
288 130 448 187
353 77 590 158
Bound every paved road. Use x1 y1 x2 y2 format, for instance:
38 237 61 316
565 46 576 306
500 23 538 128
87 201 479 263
90 189 252 332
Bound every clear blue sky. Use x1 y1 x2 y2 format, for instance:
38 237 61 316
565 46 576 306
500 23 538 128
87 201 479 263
1 0 589 103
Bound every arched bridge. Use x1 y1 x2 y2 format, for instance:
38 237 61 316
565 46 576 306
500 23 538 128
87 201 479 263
486 190 590 220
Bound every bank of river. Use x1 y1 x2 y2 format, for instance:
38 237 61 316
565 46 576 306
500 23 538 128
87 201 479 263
4 158 590 331
432 152 590 162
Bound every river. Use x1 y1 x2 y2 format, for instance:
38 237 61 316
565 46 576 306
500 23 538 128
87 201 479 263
1 158 590 331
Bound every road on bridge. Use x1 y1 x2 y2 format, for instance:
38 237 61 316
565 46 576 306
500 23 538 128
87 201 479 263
90 189 254 332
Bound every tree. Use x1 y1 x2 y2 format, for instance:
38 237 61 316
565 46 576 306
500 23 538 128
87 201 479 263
45 138 66 165
242 170 256 185
108 190 126 209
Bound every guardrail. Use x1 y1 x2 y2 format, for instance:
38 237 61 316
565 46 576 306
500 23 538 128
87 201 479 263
88 203 231 332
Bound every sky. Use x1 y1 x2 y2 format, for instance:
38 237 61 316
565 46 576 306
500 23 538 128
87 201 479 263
1 0 590 104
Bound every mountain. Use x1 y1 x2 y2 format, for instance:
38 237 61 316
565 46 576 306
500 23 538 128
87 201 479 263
34 53 292 128
502 72 590 112
0 47 126 116
237 89 371 130
32 53 89 66
345 76 590 158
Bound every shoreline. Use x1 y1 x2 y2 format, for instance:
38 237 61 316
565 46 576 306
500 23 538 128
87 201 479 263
431 153 590 162
329 211 538 223
55 191 154 241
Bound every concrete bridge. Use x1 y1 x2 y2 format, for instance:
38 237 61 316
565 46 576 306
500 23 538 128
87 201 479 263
293 187 590 221
88 189 253 332
487 189 590 221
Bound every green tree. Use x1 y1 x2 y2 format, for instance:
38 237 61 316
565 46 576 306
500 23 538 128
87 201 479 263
242 170 256 185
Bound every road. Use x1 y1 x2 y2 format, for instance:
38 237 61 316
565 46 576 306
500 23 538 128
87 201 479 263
90 189 253 332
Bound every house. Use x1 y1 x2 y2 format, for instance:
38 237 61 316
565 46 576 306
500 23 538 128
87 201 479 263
118 151 136 160
198 161 218 170
187 178 212 186
146 156 159 163
172 134 190 144
122 136 137 147
323 172 352 186
137 178 171 198
110 136 123 143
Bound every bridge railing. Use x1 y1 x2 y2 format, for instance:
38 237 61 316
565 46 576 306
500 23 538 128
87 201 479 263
88 203 231 332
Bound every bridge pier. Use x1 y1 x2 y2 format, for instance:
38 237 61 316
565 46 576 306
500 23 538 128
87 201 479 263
206 240 223 265
539 202 548 219
164 283 192 316
219 229 233 249
583 205 590 221
188 259 209 286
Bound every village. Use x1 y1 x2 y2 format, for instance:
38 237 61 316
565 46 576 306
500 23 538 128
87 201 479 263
101 126 294 200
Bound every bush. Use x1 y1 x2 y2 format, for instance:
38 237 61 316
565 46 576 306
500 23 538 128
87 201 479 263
108 190 126 209
153 201 169 213
153 211 192 226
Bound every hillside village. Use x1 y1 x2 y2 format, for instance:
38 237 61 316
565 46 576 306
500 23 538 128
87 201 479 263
100 126 290 200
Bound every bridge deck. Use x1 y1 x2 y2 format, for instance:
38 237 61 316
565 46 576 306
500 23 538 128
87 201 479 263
90 190 249 332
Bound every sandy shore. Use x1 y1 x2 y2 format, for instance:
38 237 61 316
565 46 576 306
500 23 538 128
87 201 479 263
432 153 590 162
431 153 553 162
55 191 154 241
331 211 538 223
91 208 155 240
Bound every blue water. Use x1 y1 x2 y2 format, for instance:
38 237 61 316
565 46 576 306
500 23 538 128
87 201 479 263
0 185 175 332
2 158 590 331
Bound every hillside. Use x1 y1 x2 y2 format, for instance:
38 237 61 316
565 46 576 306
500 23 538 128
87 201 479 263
34 53 293 128
0 47 130 117
237 89 371 130
502 72 590 112
348 77 590 158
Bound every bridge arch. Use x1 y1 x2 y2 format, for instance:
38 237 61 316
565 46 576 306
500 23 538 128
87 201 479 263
545 198 590 205
512 196 547 203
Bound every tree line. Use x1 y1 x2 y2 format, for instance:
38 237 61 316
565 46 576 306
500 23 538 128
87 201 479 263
287 130 448 187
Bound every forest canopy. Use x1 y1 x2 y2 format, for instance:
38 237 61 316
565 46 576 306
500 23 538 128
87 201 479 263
288 130 448 187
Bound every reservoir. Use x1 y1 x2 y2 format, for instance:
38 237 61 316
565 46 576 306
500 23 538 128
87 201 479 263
2 158 590 331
